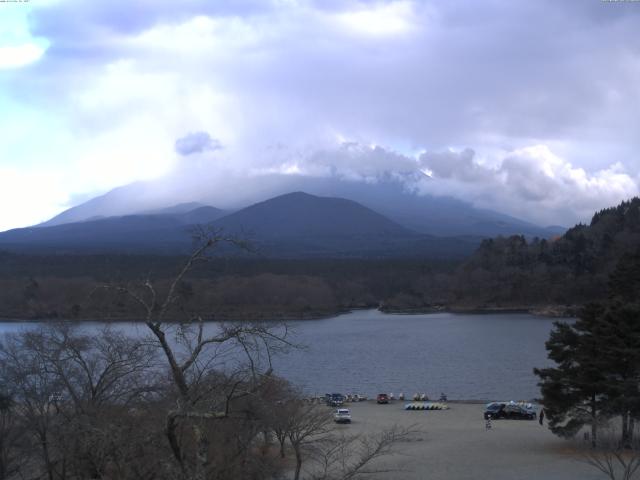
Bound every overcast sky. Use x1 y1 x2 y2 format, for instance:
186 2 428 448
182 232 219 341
1 0 639 231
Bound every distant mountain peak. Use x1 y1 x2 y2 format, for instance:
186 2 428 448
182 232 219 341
34 174 558 238
214 191 413 239
0 190 480 258
142 202 206 216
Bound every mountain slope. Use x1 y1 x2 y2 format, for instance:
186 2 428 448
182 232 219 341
143 202 207 216
176 206 226 224
282 175 561 237
213 192 411 238
0 203 226 253
0 192 478 258
0 215 190 253
32 173 561 238
208 192 479 258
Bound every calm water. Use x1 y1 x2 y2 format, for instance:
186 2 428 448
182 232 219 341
0 310 561 401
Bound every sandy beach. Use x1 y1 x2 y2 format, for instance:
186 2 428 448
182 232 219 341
329 401 603 480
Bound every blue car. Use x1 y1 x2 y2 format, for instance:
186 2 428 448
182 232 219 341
325 393 344 407
484 402 536 420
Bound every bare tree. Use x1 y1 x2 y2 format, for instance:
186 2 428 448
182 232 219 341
0 323 166 480
0 392 26 480
110 229 294 478
0 330 66 480
286 403 333 480
581 424 640 480
20 324 158 412
308 425 419 480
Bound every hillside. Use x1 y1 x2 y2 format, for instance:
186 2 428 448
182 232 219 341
447 197 640 309
0 193 478 258
31 174 562 238
0 202 227 253
214 191 410 238
0 215 191 253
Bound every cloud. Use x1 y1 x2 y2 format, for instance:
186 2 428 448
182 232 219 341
0 167 69 231
419 148 493 183
0 43 46 69
419 145 640 225
336 1 415 36
21 0 640 155
174 131 223 156
285 142 420 181
0 1 638 228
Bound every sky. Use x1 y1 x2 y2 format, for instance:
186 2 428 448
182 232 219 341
1 0 640 231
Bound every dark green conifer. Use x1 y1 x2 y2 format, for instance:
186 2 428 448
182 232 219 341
535 304 608 447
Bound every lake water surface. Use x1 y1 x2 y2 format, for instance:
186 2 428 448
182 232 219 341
0 310 562 401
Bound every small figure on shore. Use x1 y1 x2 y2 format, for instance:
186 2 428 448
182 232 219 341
389 392 395 401
485 415 492 430
538 408 545 426
399 392 404 400
413 393 420 401
439 392 447 402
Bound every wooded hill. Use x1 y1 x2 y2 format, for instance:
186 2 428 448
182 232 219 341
447 197 640 310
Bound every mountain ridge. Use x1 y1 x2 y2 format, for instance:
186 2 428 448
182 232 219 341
30 174 564 238
0 192 478 258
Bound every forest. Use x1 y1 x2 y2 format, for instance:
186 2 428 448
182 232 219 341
1 197 639 321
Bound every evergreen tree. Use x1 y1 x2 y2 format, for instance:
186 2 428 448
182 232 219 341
608 251 640 304
536 283 640 448
597 304 640 447
0 392 11 412
535 304 609 447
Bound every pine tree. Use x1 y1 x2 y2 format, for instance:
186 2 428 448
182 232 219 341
608 251 640 304
597 304 640 447
536 291 640 448
534 304 609 447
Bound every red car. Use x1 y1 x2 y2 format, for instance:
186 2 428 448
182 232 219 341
376 393 389 404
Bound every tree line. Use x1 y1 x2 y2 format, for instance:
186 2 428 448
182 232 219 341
0 254 457 321
455 197 640 310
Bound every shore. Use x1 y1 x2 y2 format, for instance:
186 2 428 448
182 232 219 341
381 304 579 318
328 401 600 480
0 303 579 322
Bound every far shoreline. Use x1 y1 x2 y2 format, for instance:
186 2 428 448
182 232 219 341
0 304 579 323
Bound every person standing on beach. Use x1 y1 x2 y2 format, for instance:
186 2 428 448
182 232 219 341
539 408 545 426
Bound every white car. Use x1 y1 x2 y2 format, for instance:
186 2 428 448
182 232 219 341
334 408 351 423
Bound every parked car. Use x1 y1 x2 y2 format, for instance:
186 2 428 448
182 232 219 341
484 402 536 420
326 393 345 407
334 408 351 423
376 393 390 404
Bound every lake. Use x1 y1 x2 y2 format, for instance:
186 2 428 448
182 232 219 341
0 309 562 401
